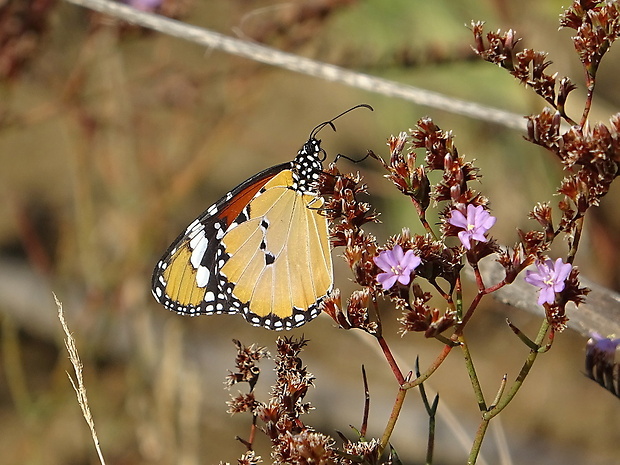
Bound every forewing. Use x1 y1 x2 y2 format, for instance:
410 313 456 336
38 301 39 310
151 163 290 315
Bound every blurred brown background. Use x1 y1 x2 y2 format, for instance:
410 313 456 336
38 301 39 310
0 0 619 464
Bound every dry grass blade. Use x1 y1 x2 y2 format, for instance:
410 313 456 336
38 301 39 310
54 293 107 465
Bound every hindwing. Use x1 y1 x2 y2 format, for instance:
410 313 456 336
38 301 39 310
219 170 332 329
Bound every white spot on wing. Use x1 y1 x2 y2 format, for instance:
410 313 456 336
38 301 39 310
196 265 210 287
185 218 200 233
188 225 205 240
189 230 205 250
190 234 208 268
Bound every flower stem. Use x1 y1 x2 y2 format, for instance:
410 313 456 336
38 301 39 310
379 387 407 454
472 263 485 290
567 214 584 265
360 365 370 438
580 55 604 127
377 335 405 385
402 343 453 390
484 318 550 420
411 197 437 239
455 275 463 319
483 279 507 294
468 418 491 465
459 333 487 412
467 319 550 462
580 75 595 128
416 358 439 465
458 290 483 329
378 339 455 454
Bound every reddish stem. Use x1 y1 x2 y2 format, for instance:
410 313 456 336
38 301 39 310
472 263 485 290
402 343 453 390
457 291 484 332
483 279 507 295
377 336 406 385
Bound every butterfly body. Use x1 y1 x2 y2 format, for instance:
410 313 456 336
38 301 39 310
151 138 332 330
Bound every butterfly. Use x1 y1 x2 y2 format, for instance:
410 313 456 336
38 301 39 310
151 104 372 330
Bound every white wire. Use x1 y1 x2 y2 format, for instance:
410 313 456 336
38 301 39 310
63 0 526 131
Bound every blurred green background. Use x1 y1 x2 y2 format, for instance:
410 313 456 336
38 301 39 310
0 0 619 464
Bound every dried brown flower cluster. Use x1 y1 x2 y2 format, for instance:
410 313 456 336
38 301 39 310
225 340 270 415
225 339 270 390
472 2 620 228
560 0 620 77
469 5 620 331
528 109 620 211
318 115 505 336
317 157 462 337
227 337 316 437
316 164 381 333
381 121 498 325
226 338 388 465
470 21 577 117
381 230 460 336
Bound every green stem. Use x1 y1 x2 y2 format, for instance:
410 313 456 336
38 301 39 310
379 344 454 453
416 357 439 465
468 418 491 465
459 333 487 412
455 275 463 319
468 319 551 462
425 395 438 465
379 387 407 453
485 318 550 419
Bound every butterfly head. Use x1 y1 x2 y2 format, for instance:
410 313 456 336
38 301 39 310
292 104 374 194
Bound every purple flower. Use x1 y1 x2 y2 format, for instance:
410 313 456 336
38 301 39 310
524 258 573 305
448 205 496 250
123 0 162 11
373 245 421 290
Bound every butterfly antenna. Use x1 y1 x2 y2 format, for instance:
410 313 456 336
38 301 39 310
310 104 373 139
